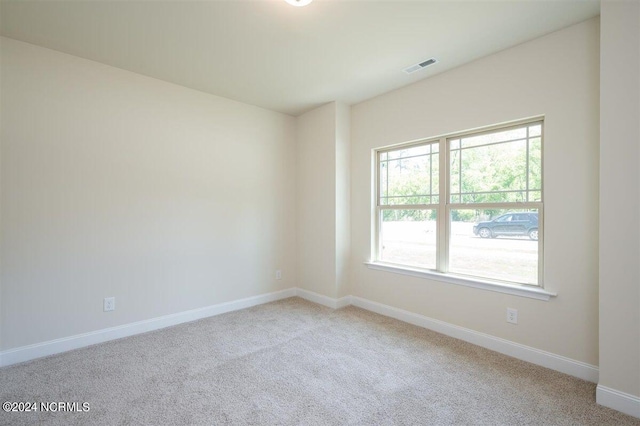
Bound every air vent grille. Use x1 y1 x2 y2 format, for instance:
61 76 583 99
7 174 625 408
404 58 437 74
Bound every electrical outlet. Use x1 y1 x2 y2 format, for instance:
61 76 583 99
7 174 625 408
507 308 518 324
275 270 282 280
104 297 115 312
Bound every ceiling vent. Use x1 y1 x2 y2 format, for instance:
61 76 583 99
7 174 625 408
403 58 437 74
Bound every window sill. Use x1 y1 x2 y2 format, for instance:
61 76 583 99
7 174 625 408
363 261 557 301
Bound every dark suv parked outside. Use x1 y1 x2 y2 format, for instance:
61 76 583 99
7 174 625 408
472 212 539 240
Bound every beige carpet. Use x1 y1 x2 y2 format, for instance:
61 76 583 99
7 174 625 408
1 297 638 426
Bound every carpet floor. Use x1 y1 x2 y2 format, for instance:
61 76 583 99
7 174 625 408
1 297 638 425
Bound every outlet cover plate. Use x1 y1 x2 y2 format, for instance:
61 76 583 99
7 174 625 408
104 297 115 312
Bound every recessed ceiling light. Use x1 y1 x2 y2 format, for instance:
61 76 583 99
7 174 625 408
285 0 313 7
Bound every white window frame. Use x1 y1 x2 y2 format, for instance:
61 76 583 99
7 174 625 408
368 117 555 301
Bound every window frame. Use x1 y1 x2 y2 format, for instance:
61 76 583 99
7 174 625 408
373 117 545 289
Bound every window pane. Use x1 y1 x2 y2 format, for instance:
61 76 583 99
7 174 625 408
450 148 460 195
379 144 438 206
460 127 527 149
465 140 526 202
380 209 436 269
449 209 539 285
379 160 388 203
529 191 541 202
529 124 542 137
449 124 542 203
528 137 542 194
387 145 429 160
388 156 429 197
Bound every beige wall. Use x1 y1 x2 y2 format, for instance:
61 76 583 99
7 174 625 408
0 37 297 351
296 101 351 299
0 35 3 352
350 19 600 365
2 7 639 416
599 0 640 398
296 103 337 297
335 102 351 299
4 9 638 410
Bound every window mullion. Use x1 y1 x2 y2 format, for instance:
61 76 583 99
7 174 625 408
438 137 448 273
526 125 530 202
379 204 439 210
374 151 382 262
448 202 542 210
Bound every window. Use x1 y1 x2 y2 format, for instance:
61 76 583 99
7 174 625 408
374 119 543 287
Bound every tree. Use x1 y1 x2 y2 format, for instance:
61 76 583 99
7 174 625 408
381 137 541 222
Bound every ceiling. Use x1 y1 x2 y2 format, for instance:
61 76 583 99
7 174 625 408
0 0 600 116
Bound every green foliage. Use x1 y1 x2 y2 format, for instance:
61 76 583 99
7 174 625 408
451 210 475 221
380 150 438 221
452 142 531 203
381 133 541 222
382 209 436 221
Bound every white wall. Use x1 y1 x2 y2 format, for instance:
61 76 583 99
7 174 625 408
350 19 600 365
0 37 297 351
599 0 640 403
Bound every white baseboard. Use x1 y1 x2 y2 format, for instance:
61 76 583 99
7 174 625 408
335 295 352 309
348 296 599 383
9 287 640 419
292 291 598 383
597 385 640 418
0 288 599 386
6 287 634 417
0 288 296 368
5 286 637 418
295 288 351 309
